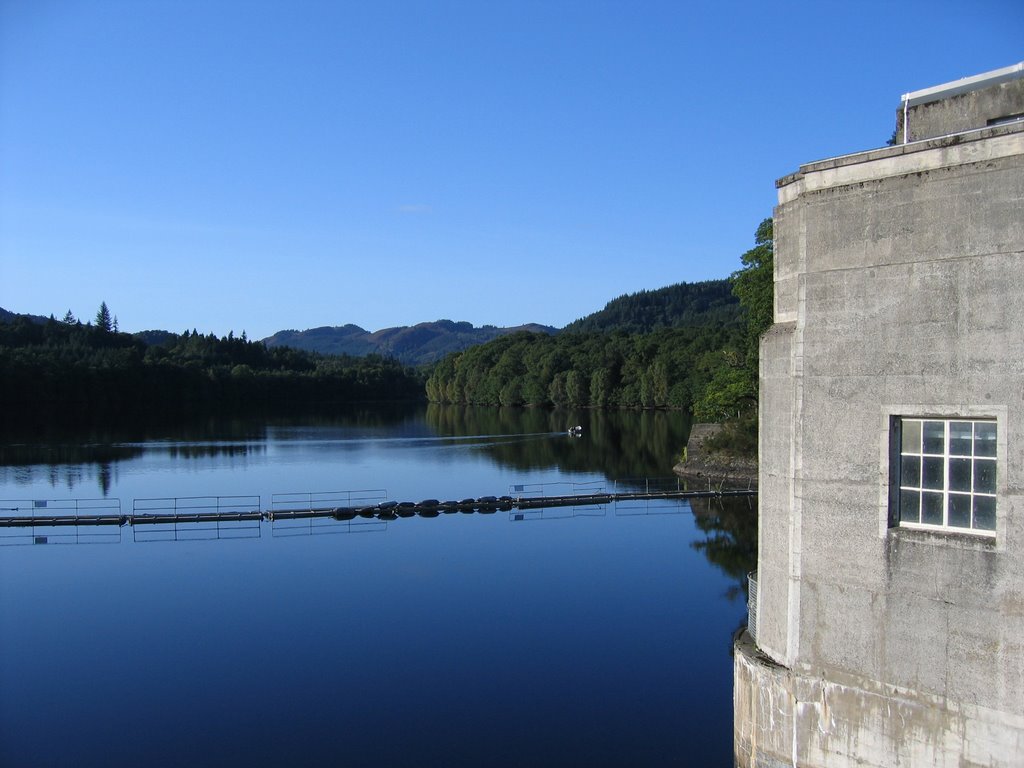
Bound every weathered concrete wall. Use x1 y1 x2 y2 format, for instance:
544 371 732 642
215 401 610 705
896 77 1024 143
748 115 1024 764
735 631 1024 768
756 321 797 666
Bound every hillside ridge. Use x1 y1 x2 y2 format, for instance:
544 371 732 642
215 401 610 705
262 320 557 366
1 276 739 367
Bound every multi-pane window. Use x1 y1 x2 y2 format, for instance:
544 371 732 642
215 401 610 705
896 418 996 533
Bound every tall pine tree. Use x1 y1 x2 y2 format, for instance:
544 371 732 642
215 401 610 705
95 301 113 332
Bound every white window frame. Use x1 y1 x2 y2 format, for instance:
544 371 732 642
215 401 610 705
893 416 997 536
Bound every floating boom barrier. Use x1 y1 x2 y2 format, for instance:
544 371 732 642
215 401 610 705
0 488 754 528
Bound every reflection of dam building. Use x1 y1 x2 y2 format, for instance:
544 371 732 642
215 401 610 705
735 63 1024 766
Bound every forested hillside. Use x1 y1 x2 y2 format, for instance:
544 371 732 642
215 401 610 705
0 307 47 326
563 279 740 334
263 282 736 366
425 326 739 408
427 219 773 422
0 315 425 431
1 219 772 436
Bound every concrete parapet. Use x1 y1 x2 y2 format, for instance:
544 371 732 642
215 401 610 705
895 65 1024 143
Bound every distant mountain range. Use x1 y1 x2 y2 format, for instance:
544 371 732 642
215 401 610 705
1 277 740 367
263 320 558 366
262 280 740 364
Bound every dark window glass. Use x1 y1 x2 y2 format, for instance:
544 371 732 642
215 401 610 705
922 457 944 490
900 490 920 523
896 418 996 534
901 455 920 488
975 459 996 494
974 496 996 530
949 421 973 456
922 492 944 525
949 458 972 492
975 422 997 458
949 494 972 528
922 421 945 454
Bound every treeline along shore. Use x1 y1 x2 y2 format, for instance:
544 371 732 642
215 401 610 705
427 219 772 426
0 318 425 431
1 219 772 442
425 325 741 409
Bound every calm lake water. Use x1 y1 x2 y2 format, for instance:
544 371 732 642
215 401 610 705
0 405 755 767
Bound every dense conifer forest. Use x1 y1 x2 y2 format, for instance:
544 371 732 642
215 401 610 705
562 279 741 334
0 316 425 431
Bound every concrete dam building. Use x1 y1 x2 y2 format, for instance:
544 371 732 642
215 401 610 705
735 63 1024 767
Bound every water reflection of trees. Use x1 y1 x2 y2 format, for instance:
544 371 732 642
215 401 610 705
0 406 431 494
265 403 428 433
425 404 691 478
0 443 145 469
689 494 758 601
3 404 691 491
0 443 142 496
0 432 252 497
166 444 265 460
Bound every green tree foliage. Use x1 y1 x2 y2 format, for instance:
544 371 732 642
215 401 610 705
95 301 113 332
426 325 741 410
0 316 425 432
563 279 741 334
731 217 774 367
692 218 774 450
424 219 774 434
426 271 761 413
692 348 756 420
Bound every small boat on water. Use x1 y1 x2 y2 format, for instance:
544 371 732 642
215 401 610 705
568 425 583 436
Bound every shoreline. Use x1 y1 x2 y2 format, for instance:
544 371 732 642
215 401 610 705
673 422 758 488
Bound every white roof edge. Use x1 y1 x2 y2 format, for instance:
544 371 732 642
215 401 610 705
901 61 1024 107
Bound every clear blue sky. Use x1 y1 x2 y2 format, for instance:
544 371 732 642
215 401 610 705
2 0 1021 339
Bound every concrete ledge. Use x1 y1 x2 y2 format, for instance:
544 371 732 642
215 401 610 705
776 120 1024 203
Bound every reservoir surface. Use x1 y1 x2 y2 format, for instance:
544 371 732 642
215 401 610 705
0 405 754 766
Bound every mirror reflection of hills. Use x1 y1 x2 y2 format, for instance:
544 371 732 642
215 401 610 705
0 429 263 496
0 405 431 494
1 403 709 507
0 444 145 496
0 442 146 468
424 404 691 478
